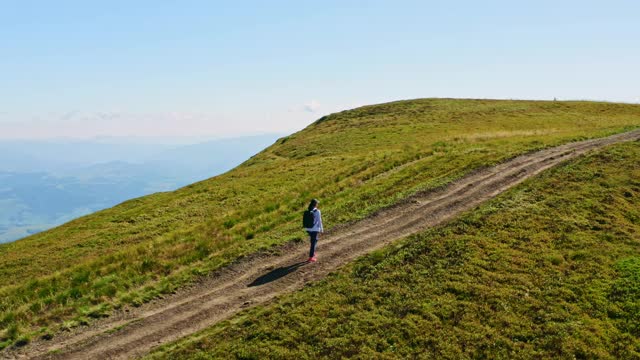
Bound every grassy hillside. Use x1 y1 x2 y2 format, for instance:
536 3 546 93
1 99 640 348
148 141 640 359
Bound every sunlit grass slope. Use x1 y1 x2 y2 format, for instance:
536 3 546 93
1 99 640 347
148 141 640 360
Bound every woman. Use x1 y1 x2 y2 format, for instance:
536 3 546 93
303 198 324 262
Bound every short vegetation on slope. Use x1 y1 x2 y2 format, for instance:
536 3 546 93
1 99 640 348
148 141 640 359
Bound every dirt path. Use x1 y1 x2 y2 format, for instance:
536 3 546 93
11 129 640 360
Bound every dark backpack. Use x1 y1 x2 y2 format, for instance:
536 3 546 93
302 209 315 228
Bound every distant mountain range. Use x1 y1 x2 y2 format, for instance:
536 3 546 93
0 134 282 243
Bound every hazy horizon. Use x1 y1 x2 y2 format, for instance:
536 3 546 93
0 132 283 145
0 133 283 243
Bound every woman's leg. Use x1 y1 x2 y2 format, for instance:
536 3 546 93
308 231 318 257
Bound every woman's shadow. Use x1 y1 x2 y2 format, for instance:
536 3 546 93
248 261 308 287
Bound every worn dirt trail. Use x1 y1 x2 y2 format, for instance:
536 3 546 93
12 129 640 360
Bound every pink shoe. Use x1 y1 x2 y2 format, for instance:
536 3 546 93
308 256 317 262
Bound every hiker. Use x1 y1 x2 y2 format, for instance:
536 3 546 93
303 198 323 262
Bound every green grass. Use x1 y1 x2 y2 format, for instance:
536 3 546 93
1 98 640 348
146 141 640 359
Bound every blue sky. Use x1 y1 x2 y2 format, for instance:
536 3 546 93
1 0 639 139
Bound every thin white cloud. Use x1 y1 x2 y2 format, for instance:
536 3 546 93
303 100 321 113
287 100 322 113
0 100 371 140
0 110 305 140
60 111 79 122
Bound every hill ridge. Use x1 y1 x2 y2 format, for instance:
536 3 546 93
17 128 640 360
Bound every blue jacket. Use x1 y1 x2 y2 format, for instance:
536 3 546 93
304 208 324 232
